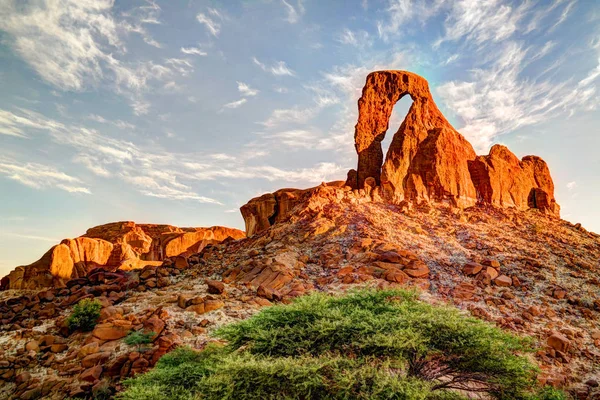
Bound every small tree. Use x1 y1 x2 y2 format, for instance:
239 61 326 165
67 298 102 332
124 331 155 353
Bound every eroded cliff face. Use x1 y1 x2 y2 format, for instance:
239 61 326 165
1 222 245 290
242 70 560 237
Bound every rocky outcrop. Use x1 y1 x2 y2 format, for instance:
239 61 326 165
1 222 244 290
346 70 559 214
468 145 560 216
240 182 346 236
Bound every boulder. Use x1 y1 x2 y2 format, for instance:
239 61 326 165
463 262 483 275
92 321 132 341
494 275 512 287
206 279 225 294
547 332 571 352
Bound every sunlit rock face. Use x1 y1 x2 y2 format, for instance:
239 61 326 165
1 222 245 290
346 70 559 214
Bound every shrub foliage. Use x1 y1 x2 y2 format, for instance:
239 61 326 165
67 298 102 332
118 289 566 400
124 331 156 353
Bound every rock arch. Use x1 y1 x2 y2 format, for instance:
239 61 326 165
347 70 479 208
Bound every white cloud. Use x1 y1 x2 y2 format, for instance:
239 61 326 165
261 107 317 128
253 57 295 76
196 10 222 37
567 181 577 191
549 1 576 31
222 98 248 109
237 82 259 97
377 0 446 40
0 0 190 115
0 156 90 194
436 0 531 47
88 114 135 130
0 232 59 242
337 28 371 48
181 46 207 56
437 41 600 151
281 0 305 24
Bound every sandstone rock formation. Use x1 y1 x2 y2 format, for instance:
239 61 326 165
242 71 559 237
1 222 244 290
469 144 560 216
241 182 345 236
345 70 559 215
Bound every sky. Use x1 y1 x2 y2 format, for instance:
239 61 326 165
0 0 598 277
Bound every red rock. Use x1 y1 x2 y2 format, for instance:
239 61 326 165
174 256 188 269
484 259 501 268
206 279 225 294
177 295 190 309
463 262 483 275
347 70 478 209
383 269 409 284
257 285 282 301
403 261 429 278
143 315 165 340
552 288 567 299
204 299 225 312
80 365 103 382
92 321 132 340
25 340 39 352
494 275 512 287
485 267 499 280
50 343 68 353
241 188 312 236
469 145 559 216
186 304 205 314
82 352 110 368
547 332 571 352
78 342 100 358
1 222 243 290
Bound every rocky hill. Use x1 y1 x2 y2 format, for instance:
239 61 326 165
0 222 245 290
0 71 598 400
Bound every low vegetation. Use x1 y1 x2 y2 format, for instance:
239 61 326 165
124 331 156 353
67 298 102 332
118 289 567 400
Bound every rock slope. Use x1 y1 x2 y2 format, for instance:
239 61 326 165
0 70 595 400
1 222 245 290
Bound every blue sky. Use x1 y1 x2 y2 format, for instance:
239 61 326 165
0 0 598 277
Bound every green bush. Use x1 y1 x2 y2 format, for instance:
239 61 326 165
67 298 102 332
124 331 156 352
118 289 568 400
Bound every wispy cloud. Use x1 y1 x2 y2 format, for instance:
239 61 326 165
0 232 59 242
196 8 223 37
222 98 248 110
237 82 259 97
181 46 207 56
437 40 599 151
567 181 577 191
253 57 296 76
337 28 371 48
281 0 305 24
0 1 191 114
0 156 90 194
87 114 135 130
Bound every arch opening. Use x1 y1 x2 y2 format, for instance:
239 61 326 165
381 94 414 166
